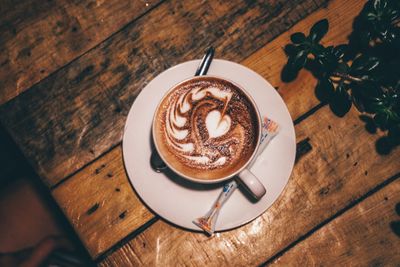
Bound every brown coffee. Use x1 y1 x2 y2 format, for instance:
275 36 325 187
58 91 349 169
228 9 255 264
153 76 259 181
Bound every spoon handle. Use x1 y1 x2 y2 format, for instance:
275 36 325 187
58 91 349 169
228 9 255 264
195 47 215 76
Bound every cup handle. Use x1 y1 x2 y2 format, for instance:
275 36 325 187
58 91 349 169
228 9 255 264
237 169 266 200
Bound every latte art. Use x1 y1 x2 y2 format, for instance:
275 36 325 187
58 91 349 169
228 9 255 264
154 77 259 180
165 85 233 167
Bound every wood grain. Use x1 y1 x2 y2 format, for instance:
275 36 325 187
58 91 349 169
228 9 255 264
51 0 366 259
98 105 400 266
52 145 154 258
270 179 400 266
0 0 328 187
0 0 160 105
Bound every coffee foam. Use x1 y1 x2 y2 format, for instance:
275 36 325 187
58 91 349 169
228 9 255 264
154 77 259 180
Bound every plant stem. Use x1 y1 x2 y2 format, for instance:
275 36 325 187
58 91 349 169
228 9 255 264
331 72 363 83
331 72 392 92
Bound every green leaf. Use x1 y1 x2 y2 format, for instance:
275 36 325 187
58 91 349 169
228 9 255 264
350 55 368 71
358 30 372 49
309 19 329 43
350 55 380 74
316 47 340 73
373 0 387 11
360 115 378 133
375 136 393 154
284 44 297 57
374 111 389 128
311 43 326 57
315 78 334 102
292 55 307 71
387 109 400 123
298 43 311 50
366 12 378 21
365 58 380 71
329 84 352 117
369 99 387 114
304 59 326 79
281 47 310 82
336 62 349 73
388 126 400 144
352 89 366 113
361 81 382 98
291 50 308 70
333 44 348 60
290 32 306 44
281 62 300 82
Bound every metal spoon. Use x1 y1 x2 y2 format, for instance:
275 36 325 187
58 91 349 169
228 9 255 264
150 47 215 172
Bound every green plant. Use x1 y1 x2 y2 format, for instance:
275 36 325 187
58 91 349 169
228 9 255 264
282 0 400 154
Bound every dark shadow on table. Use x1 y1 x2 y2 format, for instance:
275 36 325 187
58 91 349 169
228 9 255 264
0 122 94 266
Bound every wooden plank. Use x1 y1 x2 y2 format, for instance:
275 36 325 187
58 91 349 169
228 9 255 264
270 179 400 266
98 105 400 266
0 0 161 105
51 0 365 260
0 0 328 187
51 145 154 258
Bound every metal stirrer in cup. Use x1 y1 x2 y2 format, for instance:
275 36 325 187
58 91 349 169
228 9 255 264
150 47 215 172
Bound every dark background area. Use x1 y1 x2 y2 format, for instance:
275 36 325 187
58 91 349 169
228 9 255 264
0 123 92 265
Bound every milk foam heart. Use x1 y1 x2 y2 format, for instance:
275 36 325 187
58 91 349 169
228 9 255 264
206 110 231 138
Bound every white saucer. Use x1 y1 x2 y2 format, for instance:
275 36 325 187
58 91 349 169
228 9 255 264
122 59 296 231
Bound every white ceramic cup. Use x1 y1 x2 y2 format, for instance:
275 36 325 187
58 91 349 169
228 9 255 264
152 76 266 199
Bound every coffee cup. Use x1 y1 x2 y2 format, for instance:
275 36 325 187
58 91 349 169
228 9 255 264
152 76 266 199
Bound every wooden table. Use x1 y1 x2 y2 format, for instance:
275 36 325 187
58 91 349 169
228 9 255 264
1 0 399 265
